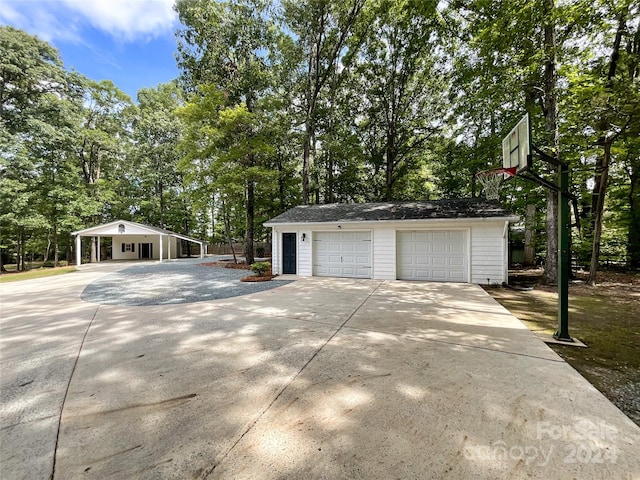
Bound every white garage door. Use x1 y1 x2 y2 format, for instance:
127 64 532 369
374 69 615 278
313 231 371 278
397 230 469 282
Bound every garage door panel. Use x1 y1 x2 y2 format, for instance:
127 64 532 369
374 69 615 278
432 270 448 281
397 230 468 283
313 231 372 279
450 244 465 253
432 257 447 266
432 231 448 241
449 271 466 281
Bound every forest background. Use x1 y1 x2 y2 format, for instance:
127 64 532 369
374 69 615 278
1 0 638 282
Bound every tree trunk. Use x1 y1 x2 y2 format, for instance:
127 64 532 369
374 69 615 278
245 180 255 266
587 142 611 285
543 0 559 285
524 203 536 266
221 197 237 264
302 126 312 205
277 154 285 211
385 132 395 201
44 236 51 263
545 190 559 283
53 222 59 267
90 237 97 263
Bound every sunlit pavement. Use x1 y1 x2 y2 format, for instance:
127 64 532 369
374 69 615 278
1 262 639 479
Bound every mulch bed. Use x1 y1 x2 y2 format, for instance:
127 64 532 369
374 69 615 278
200 260 274 282
240 275 274 282
199 261 251 270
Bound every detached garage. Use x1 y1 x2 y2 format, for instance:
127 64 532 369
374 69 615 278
264 199 519 284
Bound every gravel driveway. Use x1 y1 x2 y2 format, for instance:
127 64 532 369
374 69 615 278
81 259 291 306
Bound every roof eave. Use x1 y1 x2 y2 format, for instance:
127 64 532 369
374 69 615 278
264 216 520 228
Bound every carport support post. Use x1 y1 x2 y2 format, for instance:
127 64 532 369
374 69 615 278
159 234 163 262
75 235 81 266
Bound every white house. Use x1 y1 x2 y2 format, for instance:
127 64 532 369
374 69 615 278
264 199 519 284
72 220 205 265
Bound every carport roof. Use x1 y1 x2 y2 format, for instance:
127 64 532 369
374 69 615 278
72 219 204 244
265 199 518 225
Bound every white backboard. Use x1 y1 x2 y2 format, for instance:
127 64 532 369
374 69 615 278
502 113 530 173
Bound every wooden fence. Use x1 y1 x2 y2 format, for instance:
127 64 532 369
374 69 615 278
207 243 272 257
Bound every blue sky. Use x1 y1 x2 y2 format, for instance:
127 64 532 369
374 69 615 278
1 0 182 101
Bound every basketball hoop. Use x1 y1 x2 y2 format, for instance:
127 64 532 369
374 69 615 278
476 167 517 200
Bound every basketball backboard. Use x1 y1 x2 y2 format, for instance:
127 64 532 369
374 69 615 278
502 113 531 174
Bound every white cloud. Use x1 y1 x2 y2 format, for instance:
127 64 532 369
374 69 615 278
0 2 81 43
61 0 177 41
0 0 177 43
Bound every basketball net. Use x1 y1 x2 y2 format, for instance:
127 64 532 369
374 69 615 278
476 167 517 200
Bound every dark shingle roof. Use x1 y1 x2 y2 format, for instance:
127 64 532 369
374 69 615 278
265 199 517 224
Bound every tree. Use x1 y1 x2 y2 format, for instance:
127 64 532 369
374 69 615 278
282 0 366 204
561 0 639 282
175 0 279 264
446 0 597 284
0 27 78 270
177 85 275 264
132 82 187 231
355 0 446 201
76 78 134 261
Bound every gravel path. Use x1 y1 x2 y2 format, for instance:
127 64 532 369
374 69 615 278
81 259 291 306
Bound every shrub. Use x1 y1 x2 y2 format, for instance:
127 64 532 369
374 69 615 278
250 261 270 277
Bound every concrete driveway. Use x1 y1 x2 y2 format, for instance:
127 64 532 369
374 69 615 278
1 262 639 479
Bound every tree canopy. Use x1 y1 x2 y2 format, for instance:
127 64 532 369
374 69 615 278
1 0 638 279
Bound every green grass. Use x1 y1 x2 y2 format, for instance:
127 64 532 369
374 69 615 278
0 266 76 283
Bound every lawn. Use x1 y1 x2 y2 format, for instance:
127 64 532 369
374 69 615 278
0 266 76 283
485 269 640 427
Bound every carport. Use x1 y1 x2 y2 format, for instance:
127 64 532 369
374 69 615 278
72 220 205 264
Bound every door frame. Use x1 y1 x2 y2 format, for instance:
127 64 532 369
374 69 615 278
138 242 153 260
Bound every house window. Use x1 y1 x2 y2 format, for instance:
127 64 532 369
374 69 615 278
121 243 135 253
118 224 125 233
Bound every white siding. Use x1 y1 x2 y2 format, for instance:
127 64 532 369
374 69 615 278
471 222 506 285
271 230 281 275
298 230 313 276
113 235 141 260
372 228 396 280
